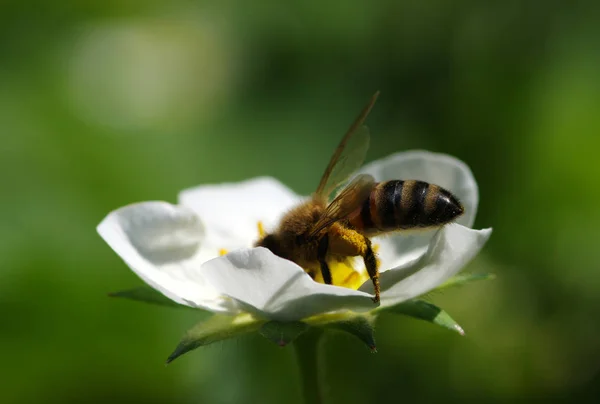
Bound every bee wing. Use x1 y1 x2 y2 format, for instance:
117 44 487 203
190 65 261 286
315 91 379 199
309 174 376 237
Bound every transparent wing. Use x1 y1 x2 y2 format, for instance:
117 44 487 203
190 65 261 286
309 174 376 237
315 91 379 199
317 126 371 199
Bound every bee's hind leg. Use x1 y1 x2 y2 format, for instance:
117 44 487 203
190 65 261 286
329 224 380 304
317 234 333 285
362 237 380 304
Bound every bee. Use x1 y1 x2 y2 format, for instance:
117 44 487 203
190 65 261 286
255 91 464 303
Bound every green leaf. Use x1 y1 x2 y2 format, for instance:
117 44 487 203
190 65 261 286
386 300 465 336
259 321 309 346
324 315 377 352
109 286 191 310
166 313 264 364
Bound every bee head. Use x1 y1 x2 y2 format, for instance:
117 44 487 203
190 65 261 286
255 233 281 257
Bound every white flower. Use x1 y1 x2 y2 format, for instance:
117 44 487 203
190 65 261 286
98 151 491 323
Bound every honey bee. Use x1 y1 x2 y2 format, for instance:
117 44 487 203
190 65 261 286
255 91 464 303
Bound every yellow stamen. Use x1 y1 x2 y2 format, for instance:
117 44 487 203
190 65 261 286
219 248 228 256
372 243 380 253
257 221 266 238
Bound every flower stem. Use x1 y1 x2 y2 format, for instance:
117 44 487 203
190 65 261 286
294 328 326 404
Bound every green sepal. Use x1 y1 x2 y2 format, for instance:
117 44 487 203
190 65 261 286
438 272 496 291
166 314 264 364
386 300 465 336
323 315 377 352
302 312 377 352
418 272 495 303
109 286 192 310
259 321 309 346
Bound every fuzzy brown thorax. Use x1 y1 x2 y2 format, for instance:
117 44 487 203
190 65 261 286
255 199 326 269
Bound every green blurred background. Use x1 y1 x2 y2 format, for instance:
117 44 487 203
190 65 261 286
3 1 600 403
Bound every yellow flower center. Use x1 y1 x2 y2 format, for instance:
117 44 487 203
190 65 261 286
311 258 370 290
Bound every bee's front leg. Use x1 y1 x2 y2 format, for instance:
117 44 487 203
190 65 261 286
317 234 332 285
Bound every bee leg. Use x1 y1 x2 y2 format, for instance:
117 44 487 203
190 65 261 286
362 237 380 304
317 234 333 285
329 224 380 303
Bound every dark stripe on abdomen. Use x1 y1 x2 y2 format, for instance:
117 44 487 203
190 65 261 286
380 180 403 230
402 180 429 227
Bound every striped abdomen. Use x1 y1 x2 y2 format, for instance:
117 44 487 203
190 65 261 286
347 180 464 234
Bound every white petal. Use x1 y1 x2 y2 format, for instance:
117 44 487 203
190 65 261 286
97 202 237 313
359 151 480 270
178 177 303 251
360 224 492 308
200 247 376 321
